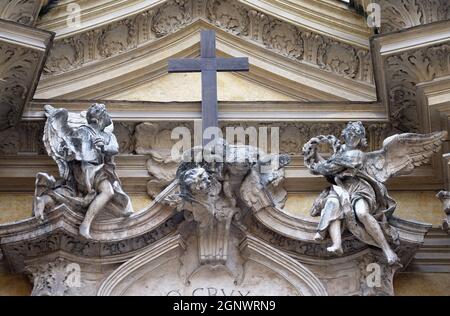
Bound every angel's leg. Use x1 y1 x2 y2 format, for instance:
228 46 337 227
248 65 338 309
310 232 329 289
354 199 400 265
79 180 114 239
327 220 343 255
33 195 54 221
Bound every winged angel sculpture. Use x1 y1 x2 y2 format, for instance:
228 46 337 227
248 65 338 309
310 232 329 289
165 138 290 265
303 121 447 264
32 104 133 239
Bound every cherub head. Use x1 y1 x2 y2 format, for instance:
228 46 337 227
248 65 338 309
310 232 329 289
342 121 367 149
182 167 211 196
86 103 112 130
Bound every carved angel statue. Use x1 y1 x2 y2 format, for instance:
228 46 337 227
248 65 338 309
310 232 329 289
165 138 290 265
303 121 447 265
32 103 133 239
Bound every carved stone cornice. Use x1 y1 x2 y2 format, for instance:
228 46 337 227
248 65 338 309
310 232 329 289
404 228 450 272
378 0 449 34
0 0 44 26
0 19 53 131
35 0 374 91
372 20 450 134
0 193 181 273
351 0 449 34
38 0 370 46
25 100 384 121
0 119 444 194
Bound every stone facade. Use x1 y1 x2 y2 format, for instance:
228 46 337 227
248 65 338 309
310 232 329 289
0 0 449 296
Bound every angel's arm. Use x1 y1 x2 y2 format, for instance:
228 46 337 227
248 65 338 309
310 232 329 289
102 132 119 156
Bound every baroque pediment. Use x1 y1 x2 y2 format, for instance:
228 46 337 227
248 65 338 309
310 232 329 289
34 0 375 101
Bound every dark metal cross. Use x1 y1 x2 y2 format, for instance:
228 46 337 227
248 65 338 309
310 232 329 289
168 30 249 146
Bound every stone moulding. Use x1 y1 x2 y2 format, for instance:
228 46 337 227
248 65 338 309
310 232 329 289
0 0 44 26
34 21 376 102
371 20 450 133
0 19 54 131
0 183 180 273
97 233 328 296
249 204 431 266
0 170 432 295
37 0 373 87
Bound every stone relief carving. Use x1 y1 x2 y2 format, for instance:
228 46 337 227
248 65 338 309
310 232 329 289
164 138 290 265
43 36 84 74
379 0 450 33
114 122 135 154
318 40 359 79
436 190 450 233
0 121 45 155
32 104 133 239
302 121 446 264
152 0 193 37
206 0 249 36
41 0 373 84
0 44 40 130
0 0 42 25
262 20 303 60
0 126 20 154
385 43 450 132
26 258 80 296
98 18 138 58
134 122 193 199
279 122 390 155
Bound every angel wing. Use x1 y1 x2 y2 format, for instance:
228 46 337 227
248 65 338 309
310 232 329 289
364 131 447 183
43 105 86 179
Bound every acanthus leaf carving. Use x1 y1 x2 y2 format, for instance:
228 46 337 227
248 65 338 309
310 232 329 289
379 0 450 33
0 0 42 25
262 19 303 60
152 0 193 38
0 44 40 129
317 40 359 80
98 18 138 58
26 258 77 296
44 35 84 74
385 43 450 132
206 0 249 36
41 0 373 85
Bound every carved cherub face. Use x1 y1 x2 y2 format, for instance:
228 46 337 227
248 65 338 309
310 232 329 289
342 121 367 149
183 168 211 195
86 103 112 130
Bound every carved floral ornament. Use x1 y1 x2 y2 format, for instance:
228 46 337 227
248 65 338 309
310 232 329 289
0 0 43 25
385 43 450 132
378 0 450 33
42 0 373 84
0 44 40 129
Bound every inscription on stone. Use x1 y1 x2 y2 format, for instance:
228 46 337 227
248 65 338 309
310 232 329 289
167 287 251 296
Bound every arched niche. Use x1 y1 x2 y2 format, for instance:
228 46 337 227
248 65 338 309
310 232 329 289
97 233 327 296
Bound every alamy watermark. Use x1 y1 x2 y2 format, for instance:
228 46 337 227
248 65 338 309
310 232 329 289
366 262 382 288
366 3 381 28
170 122 281 173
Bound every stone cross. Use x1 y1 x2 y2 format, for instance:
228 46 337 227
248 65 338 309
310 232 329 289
168 30 249 145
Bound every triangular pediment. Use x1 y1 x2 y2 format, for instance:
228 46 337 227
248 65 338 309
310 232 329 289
105 71 296 102
34 22 376 102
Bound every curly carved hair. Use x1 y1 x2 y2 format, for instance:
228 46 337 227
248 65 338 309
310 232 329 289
341 121 368 148
86 103 108 125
